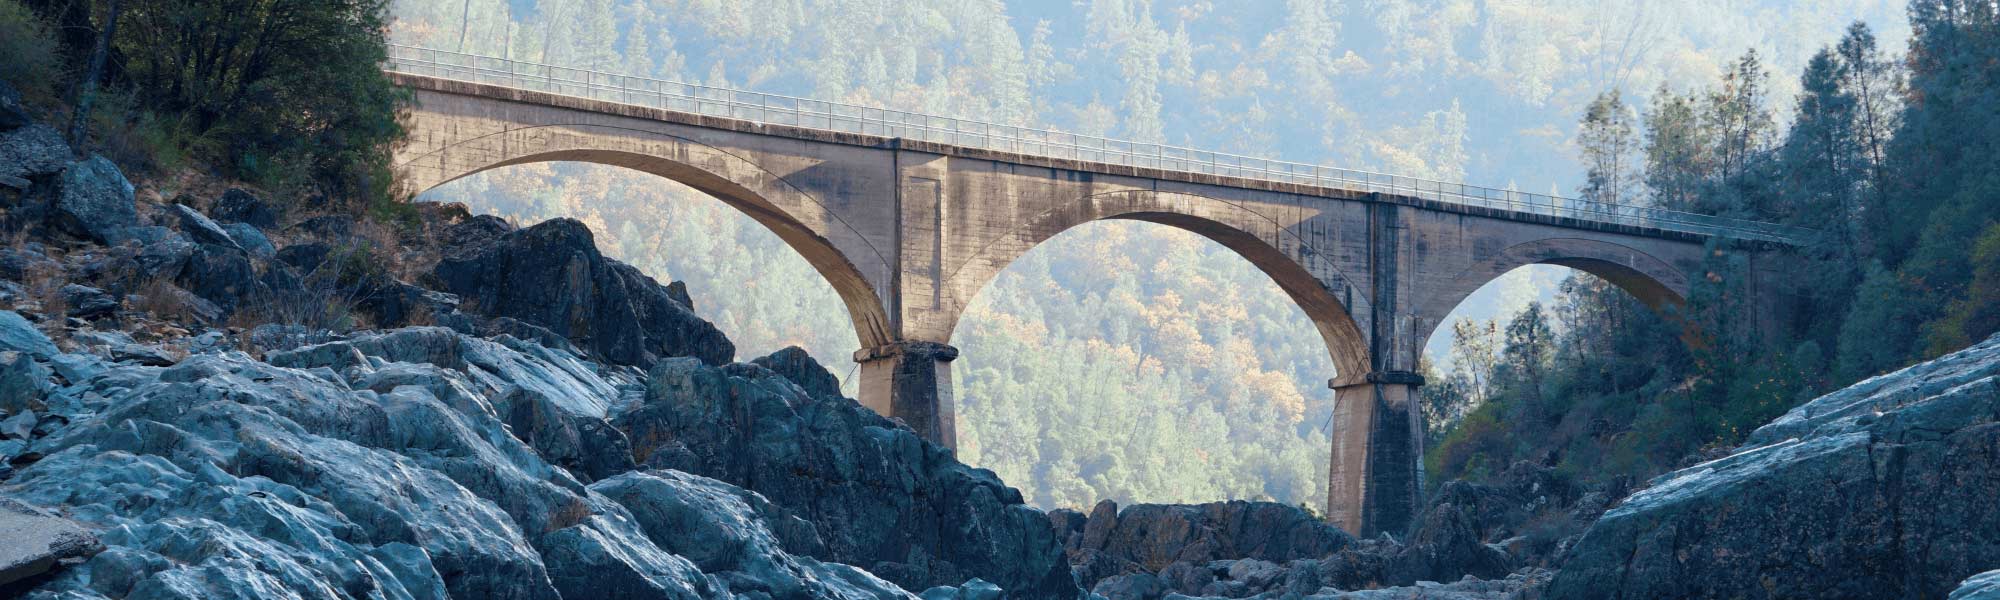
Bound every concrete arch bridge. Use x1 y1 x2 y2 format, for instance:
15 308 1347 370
382 46 1801 537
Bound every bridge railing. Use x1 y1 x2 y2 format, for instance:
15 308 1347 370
384 44 1806 244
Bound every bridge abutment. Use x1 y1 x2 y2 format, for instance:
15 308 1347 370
854 341 960 447
1327 371 1426 538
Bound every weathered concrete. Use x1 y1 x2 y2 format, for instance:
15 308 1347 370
390 73 1789 536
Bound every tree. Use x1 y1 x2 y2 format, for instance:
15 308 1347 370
1707 50 1776 186
1499 302 1555 425
1577 90 1642 209
1644 85 1713 212
111 0 405 197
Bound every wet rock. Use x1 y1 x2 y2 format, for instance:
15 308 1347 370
58 284 115 319
617 351 1079 599
52 155 137 244
0 497 100 587
1548 334 2000 600
0 125 68 182
434 217 733 366
210 188 278 229
171 203 241 250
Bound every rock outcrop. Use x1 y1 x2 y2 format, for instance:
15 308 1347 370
1 322 927 599
618 351 1080 599
1548 334 2000 599
52 156 136 244
433 217 733 367
1050 500 1353 589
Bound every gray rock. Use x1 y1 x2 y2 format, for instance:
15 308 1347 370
103 224 172 246
0 497 100 587
753 345 844 400
0 311 57 358
593 470 913 599
1061 499 1353 588
171 203 242 250
922 579 1007 600
0 247 57 281
1093 572 1165 600
0 124 68 182
211 188 278 229
616 351 1079 599
133 232 195 280
53 155 138 244
222 222 274 258
176 243 257 311
1953 570 2000 600
0 409 32 439
1548 334 2000 600
47 352 105 384
434 217 733 366
0 350 51 414
59 284 116 319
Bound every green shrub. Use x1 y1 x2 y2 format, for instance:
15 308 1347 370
0 0 64 102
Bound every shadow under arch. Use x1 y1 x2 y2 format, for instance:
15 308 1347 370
939 189 1372 382
1412 237 1692 352
395 140 896 353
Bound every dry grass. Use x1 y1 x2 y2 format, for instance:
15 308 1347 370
126 277 205 324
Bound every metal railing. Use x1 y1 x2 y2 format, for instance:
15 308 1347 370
383 44 1805 243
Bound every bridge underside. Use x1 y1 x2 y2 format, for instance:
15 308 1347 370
392 74 1788 537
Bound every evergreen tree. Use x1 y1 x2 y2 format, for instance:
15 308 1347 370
1577 90 1642 209
1643 85 1714 212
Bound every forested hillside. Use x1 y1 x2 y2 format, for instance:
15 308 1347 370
388 0 1929 510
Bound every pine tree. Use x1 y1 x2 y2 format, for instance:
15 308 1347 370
1577 90 1642 210
1644 85 1713 212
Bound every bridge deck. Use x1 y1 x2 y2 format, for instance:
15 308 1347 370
384 44 1804 244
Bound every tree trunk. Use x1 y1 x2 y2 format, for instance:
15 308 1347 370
67 0 124 155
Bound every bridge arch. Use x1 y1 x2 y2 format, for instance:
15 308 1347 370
1411 236 1692 364
938 189 1372 383
392 123 897 353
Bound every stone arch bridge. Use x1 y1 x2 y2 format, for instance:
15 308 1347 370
383 47 1799 537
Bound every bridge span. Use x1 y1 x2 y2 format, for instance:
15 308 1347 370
383 45 1800 537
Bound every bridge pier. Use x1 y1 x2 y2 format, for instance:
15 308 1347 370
1327 371 1426 538
854 341 960 447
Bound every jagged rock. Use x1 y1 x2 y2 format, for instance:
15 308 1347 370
481 317 578 354
921 579 1006 600
176 243 258 312
132 233 195 280
1092 572 1166 600
593 470 912 599
1060 499 1352 587
223 222 274 258
752 345 843 399
0 497 100 587
58 284 115 319
52 155 137 244
0 311 57 359
616 351 1079 599
1954 571 2000 600
0 125 67 182
3 328 915 600
170 203 241 250
211 188 277 229
0 410 32 439
1389 487 1513 585
434 217 733 366
0 351 51 414
1548 334 2000 600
